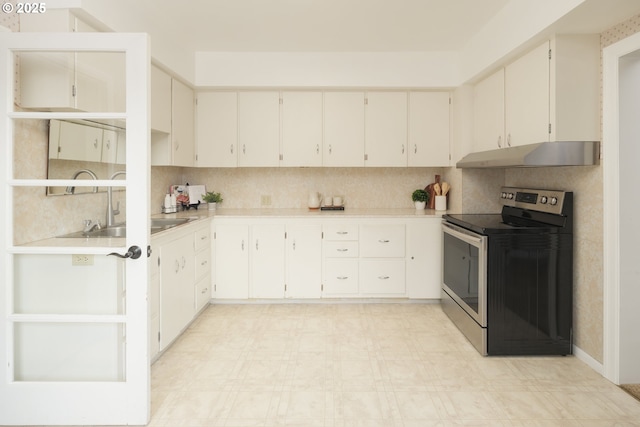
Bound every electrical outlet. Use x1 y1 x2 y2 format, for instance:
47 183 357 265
72 254 94 266
261 195 272 206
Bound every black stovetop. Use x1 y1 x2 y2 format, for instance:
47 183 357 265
443 209 569 235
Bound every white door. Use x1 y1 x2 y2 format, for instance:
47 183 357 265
214 224 249 299
251 224 286 298
238 91 280 167
323 92 365 166
196 91 238 167
364 92 408 167
505 41 550 147
281 91 323 167
0 33 150 425
286 224 322 298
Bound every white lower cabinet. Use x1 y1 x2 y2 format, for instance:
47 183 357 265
360 260 406 295
159 233 195 350
194 225 212 311
251 224 286 298
323 259 359 296
214 224 249 299
213 216 442 300
406 220 442 299
286 224 322 298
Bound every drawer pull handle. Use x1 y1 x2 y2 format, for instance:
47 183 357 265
337 231 348 235
378 276 390 280
201 260 207 266
201 235 207 241
378 239 390 243
337 248 349 252
202 288 208 294
337 276 349 280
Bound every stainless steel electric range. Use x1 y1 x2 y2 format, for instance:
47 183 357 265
441 187 573 356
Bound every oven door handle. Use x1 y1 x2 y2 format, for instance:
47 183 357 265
442 221 486 248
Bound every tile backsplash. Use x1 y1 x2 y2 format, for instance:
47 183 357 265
181 167 448 210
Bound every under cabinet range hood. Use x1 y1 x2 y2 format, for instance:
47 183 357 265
456 141 600 168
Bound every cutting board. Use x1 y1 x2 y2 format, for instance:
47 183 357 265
187 185 206 205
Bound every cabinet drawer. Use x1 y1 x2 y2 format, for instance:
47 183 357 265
195 249 211 280
323 241 358 258
323 224 358 241
323 259 359 295
359 260 406 295
195 274 211 311
360 225 405 258
195 227 211 252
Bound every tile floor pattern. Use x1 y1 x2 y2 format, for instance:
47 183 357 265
145 303 640 427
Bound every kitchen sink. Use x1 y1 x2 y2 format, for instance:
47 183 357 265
57 217 193 238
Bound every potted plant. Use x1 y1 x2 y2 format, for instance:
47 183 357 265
412 189 429 210
202 191 223 211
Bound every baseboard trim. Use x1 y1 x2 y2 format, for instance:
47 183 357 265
573 344 604 376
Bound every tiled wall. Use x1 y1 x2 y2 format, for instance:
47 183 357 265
181 167 448 210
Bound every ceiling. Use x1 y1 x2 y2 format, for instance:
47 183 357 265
147 0 511 52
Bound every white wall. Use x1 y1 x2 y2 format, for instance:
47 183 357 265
195 51 460 88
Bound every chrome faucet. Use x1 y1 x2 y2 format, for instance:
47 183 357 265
83 219 102 233
106 171 126 227
65 169 99 194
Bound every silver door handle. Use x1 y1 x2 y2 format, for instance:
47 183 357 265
243 144 246 154
497 136 502 148
378 239 390 243
337 248 349 252
316 144 319 154
402 144 405 154
337 231 348 235
256 240 259 250
329 144 332 154
230 144 234 154
507 134 511 147
378 276 390 280
241 240 244 251
337 276 348 280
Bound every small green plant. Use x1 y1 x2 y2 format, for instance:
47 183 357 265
202 191 223 203
412 189 429 203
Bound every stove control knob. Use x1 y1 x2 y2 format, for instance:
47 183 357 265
550 197 558 205
501 192 507 199
540 196 548 204
507 192 514 200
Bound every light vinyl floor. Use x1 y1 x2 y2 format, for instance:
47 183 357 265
150 303 640 427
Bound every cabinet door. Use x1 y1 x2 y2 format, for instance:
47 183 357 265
473 68 505 152
101 129 118 164
408 92 450 166
406 220 442 299
57 121 103 162
215 224 249 299
505 41 550 147
160 234 195 349
323 92 365 166
172 79 195 166
360 224 405 258
151 65 172 133
251 224 286 298
365 92 408 167
149 245 160 360
359 260 406 295
286 224 322 298
238 92 280 167
281 92 323 167
323 259 359 296
196 92 238 167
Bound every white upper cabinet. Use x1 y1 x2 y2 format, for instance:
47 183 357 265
281 92 323 167
238 91 280 167
408 92 450 166
365 92 408 167
151 65 172 134
473 34 600 152
57 120 103 162
473 68 505 152
323 92 366 167
19 10 124 112
171 79 196 167
196 92 238 167
505 41 550 147
101 129 119 164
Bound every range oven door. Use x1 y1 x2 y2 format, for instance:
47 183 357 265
442 221 488 327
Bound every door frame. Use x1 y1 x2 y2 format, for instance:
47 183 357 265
602 30 640 385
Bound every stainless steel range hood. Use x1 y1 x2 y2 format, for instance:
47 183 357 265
456 141 600 168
